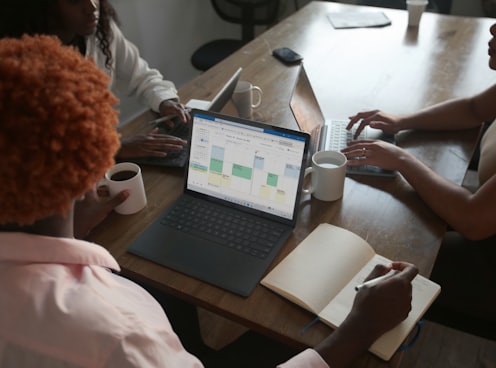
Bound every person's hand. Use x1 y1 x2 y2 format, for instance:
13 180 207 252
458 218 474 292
74 185 130 239
159 99 191 123
341 139 411 171
315 262 418 367
347 110 401 139
349 262 418 340
118 128 187 159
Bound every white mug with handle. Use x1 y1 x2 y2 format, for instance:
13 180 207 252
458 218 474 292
232 80 263 118
303 150 347 201
101 162 147 215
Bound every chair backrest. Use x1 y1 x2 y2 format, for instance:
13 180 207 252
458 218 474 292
211 0 280 42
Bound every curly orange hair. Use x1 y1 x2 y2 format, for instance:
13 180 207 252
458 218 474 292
0 35 120 225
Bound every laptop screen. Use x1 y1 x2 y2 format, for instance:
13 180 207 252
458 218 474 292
186 111 309 221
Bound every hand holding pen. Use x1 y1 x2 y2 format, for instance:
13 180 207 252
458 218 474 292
158 99 191 123
356 262 417 291
316 262 418 365
146 114 180 128
355 269 400 291
349 262 418 341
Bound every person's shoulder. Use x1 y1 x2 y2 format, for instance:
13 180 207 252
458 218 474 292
109 19 122 35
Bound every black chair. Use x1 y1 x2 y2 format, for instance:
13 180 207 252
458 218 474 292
482 0 496 17
191 0 280 71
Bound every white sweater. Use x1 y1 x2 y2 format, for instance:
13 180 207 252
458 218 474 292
85 20 178 112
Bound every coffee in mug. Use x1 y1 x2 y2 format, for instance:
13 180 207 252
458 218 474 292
110 170 137 182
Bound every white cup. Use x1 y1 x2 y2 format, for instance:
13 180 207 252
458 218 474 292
302 151 347 201
103 162 147 215
232 80 263 118
407 0 428 27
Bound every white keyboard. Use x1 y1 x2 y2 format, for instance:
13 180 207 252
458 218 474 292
325 120 364 151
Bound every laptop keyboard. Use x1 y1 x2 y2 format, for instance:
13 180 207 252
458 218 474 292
326 120 364 151
157 119 190 140
165 122 190 139
160 196 287 260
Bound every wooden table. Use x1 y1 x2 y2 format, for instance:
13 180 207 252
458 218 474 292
88 2 496 367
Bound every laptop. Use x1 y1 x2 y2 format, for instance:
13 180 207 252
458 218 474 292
128 67 243 168
290 64 396 177
127 109 310 296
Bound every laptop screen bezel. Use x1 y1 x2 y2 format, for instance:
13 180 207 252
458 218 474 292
208 67 242 112
182 109 310 227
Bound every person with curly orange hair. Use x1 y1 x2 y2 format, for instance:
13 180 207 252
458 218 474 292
0 36 120 227
0 34 203 367
0 0 194 238
0 0 189 159
0 34 418 368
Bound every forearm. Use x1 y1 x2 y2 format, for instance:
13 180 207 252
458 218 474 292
397 152 493 239
315 315 375 368
398 97 485 131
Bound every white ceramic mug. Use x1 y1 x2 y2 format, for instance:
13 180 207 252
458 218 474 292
232 80 263 118
102 162 147 215
302 150 347 201
406 0 428 27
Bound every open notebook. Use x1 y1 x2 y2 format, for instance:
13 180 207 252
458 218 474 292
262 223 441 360
128 109 310 296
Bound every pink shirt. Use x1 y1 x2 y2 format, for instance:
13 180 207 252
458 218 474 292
0 232 328 368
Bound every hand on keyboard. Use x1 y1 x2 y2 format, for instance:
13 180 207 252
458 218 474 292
327 120 364 151
118 127 187 159
156 116 190 140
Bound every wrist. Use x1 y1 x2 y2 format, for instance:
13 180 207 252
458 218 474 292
396 150 423 178
158 99 178 115
396 116 412 131
315 314 377 368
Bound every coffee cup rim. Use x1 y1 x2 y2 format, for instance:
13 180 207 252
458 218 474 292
105 162 141 181
312 150 347 168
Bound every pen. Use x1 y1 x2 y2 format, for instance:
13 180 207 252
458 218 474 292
355 269 399 291
146 114 179 126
